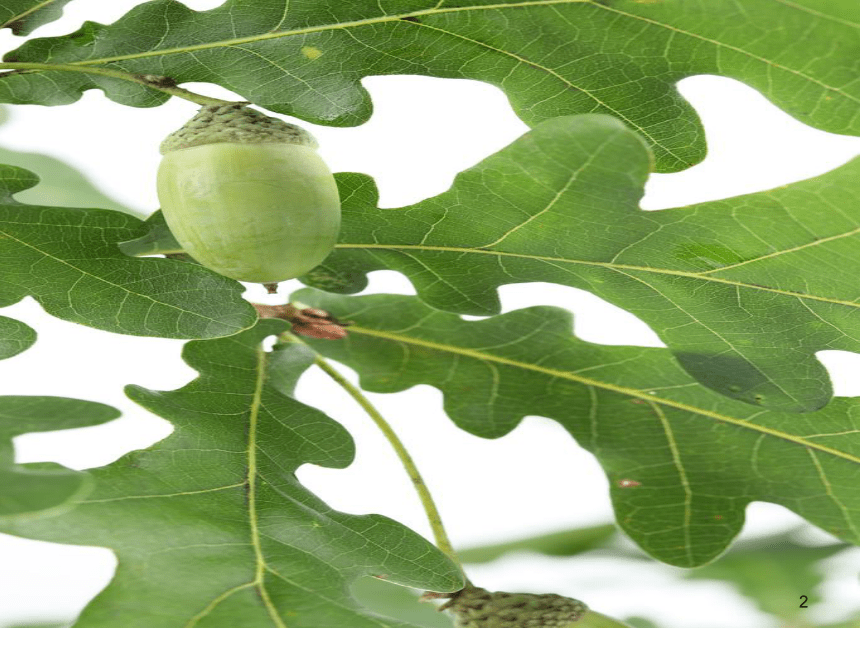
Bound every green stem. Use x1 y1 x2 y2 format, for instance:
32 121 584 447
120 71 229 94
0 61 234 106
311 351 466 577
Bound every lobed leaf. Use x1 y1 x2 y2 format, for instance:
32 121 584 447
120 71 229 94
0 164 257 339
0 395 119 516
303 114 860 412
0 319 464 627
1 287 118 516
0 0 74 36
293 288 860 567
2 0 859 171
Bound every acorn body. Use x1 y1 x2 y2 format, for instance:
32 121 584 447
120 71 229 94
156 104 341 283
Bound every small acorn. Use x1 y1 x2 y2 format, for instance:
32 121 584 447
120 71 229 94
156 103 341 283
435 585 588 628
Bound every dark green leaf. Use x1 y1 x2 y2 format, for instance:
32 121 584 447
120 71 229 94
0 164 257 339
293 288 860 567
458 524 616 564
305 115 860 412
0 395 119 516
685 531 851 625
0 0 73 36
0 320 464 627
0 313 34 360
3 0 860 171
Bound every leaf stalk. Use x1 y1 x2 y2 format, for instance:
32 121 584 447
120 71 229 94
0 61 233 106
311 353 467 578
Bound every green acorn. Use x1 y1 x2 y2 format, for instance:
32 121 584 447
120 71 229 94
156 103 341 284
438 585 588 628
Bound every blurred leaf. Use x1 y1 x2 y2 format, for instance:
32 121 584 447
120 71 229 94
0 0 73 36
685 531 852 625
458 524 617 564
0 395 119 516
0 164 257 339
0 320 464 627
566 610 631 628
0 107 140 216
306 115 860 413
351 577 454 628
823 612 860 628
622 616 659 628
3 0 860 171
293 288 860 568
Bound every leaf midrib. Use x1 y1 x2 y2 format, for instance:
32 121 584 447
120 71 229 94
0 0 59 30
345 324 860 464
35 0 856 106
247 346 285 627
0 223 245 331
336 242 860 308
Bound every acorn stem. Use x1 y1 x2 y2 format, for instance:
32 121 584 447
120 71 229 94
0 61 234 106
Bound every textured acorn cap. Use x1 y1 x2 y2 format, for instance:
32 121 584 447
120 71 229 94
440 585 587 628
159 103 318 154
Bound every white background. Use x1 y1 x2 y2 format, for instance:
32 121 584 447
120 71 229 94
1 0 860 631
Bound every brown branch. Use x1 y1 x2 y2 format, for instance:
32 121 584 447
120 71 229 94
253 303 351 340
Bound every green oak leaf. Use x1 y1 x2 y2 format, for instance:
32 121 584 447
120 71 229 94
0 164 257 339
0 313 35 360
684 531 851 625
0 0 74 36
0 396 120 516
2 1 860 172
301 114 860 412
0 319 464 627
292 288 860 568
1 302 119 517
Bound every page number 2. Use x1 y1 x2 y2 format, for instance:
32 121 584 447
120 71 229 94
799 595 809 608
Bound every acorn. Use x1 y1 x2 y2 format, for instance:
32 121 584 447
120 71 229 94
437 585 588 628
156 103 341 283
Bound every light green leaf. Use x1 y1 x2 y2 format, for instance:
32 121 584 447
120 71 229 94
118 210 184 257
0 164 257 339
3 0 860 172
0 0 73 36
351 577 455 627
458 524 617 564
292 288 860 567
0 319 463 627
684 530 851 625
0 396 119 516
303 114 860 412
0 106 141 215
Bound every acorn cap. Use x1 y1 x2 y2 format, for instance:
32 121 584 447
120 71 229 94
159 103 318 154
439 585 588 628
